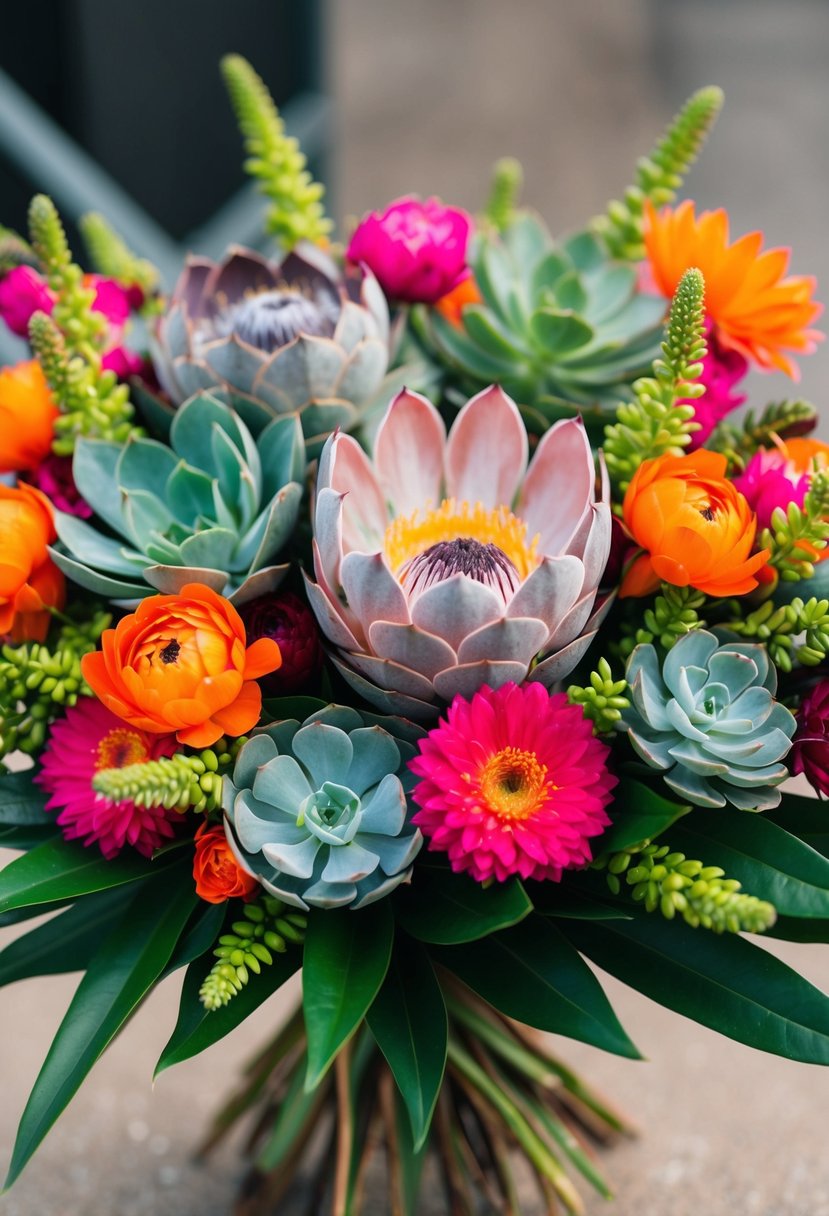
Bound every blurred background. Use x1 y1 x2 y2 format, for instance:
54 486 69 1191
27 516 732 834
1 1 829 1212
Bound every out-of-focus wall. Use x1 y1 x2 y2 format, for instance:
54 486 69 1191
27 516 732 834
332 0 829 422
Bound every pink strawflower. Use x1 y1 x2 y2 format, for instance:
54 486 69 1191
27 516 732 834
0 266 54 337
734 436 829 531
36 698 179 859
410 682 616 884
347 195 472 304
682 320 748 447
25 452 92 518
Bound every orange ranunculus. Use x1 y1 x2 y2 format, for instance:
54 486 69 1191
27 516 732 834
644 200 823 378
0 482 65 641
193 820 259 903
81 582 281 748
620 451 769 599
0 360 58 473
434 274 482 327
783 437 829 474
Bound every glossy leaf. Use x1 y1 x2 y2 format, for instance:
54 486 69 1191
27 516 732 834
5 865 197 1187
395 865 531 945
434 915 640 1059
162 902 227 977
0 771 52 826
0 887 133 987
671 811 829 919
0 825 59 851
0 837 174 917
599 778 689 854
563 913 829 1063
767 792 829 858
155 945 300 1076
367 935 447 1149
302 902 394 1089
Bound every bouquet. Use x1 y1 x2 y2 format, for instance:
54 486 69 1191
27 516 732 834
2 56 829 1215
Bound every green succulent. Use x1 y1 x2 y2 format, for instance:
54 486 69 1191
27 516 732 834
624 630 796 812
424 213 665 431
50 390 305 604
223 705 423 910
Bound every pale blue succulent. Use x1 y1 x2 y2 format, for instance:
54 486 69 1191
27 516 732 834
50 391 305 604
624 630 796 812
223 706 423 909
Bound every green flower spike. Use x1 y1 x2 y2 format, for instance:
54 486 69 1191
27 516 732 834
567 658 629 735
50 390 305 603
199 896 307 1010
624 629 796 811
221 53 332 251
79 211 160 307
93 738 246 815
224 706 423 910
599 841 776 934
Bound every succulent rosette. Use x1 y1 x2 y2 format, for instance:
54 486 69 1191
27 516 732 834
624 630 796 811
49 391 304 603
148 244 391 453
307 384 611 718
223 705 423 909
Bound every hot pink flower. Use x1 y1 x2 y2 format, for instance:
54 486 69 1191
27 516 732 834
347 196 472 304
36 697 179 859
410 682 616 884
683 321 749 447
0 266 54 337
791 680 829 796
734 437 829 531
25 452 92 518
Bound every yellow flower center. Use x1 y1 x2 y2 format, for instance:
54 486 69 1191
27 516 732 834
384 498 539 581
95 727 150 772
476 746 551 822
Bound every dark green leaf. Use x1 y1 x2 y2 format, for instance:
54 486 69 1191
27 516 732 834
367 935 446 1149
0 837 177 917
767 916 829 943
767 792 829 858
261 695 328 723
536 884 633 920
563 913 829 1064
156 943 301 1076
0 887 133 987
0 771 52 826
162 902 226 977
671 811 829 919
434 915 639 1059
5 863 197 1187
392 1086 429 1215
303 902 394 1088
599 778 689 853
0 824 59 851
395 865 531 945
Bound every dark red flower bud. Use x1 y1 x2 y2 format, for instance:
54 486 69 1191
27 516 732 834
790 680 829 796
239 591 323 694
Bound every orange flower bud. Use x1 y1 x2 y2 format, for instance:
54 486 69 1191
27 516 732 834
0 360 58 473
81 582 281 748
193 820 258 903
0 482 65 641
434 274 482 327
620 451 769 599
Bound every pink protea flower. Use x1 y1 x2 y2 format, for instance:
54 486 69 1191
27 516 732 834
307 386 611 719
0 266 54 337
347 196 472 304
36 698 179 858
410 682 616 883
683 321 749 447
734 437 829 532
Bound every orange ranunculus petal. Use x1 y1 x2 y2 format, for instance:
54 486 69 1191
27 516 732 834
0 483 62 641
644 200 823 379
243 637 282 680
621 452 766 599
81 584 265 744
0 360 58 473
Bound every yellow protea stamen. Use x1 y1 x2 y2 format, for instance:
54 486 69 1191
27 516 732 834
384 498 539 580
476 746 552 822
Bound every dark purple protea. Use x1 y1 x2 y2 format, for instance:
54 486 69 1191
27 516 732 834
791 680 829 796
239 591 323 694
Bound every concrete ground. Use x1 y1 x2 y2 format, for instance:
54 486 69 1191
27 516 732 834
3 0 829 1212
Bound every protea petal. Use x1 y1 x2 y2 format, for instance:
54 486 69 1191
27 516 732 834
445 385 528 508
518 417 596 552
456 617 549 666
373 389 447 517
368 620 458 681
410 575 504 652
340 551 410 627
433 660 530 701
328 434 388 554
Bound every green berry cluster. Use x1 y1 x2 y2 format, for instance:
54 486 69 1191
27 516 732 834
199 897 307 1010
567 658 629 734
92 738 246 814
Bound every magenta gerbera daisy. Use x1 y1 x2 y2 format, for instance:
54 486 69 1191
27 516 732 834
36 697 179 859
409 682 616 884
